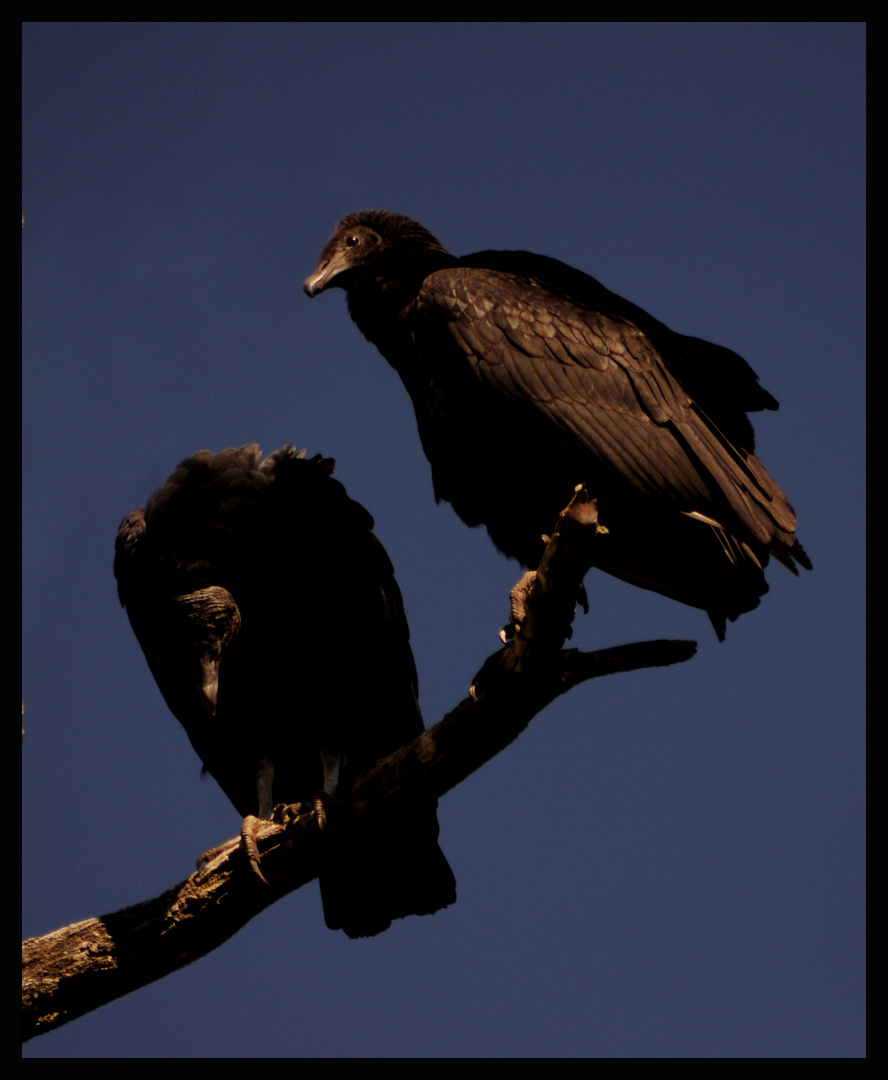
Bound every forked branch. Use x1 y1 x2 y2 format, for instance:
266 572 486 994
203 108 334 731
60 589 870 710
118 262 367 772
22 486 696 1041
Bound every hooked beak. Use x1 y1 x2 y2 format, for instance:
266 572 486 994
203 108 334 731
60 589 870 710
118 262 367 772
303 249 352 297
199 658 220 715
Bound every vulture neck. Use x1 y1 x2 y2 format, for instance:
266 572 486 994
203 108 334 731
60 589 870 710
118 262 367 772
347 247 456 371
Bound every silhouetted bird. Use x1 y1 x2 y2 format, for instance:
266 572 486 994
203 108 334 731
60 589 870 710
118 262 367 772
115 443 455 937
305 211 810 638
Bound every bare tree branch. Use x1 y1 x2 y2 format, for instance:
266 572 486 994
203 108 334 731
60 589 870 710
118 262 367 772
22 487 696 1042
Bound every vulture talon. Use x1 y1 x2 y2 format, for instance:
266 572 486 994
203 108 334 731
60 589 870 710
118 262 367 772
313 794 328 832
240 814 269 885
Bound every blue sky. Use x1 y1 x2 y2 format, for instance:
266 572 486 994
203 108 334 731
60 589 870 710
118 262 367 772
23 23 864 1057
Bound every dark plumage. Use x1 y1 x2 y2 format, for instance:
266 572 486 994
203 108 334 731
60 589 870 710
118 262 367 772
114 443 455 937
304 211 811 638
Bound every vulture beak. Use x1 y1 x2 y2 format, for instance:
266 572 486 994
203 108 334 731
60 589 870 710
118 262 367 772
199 656 220 715
303 250 352 297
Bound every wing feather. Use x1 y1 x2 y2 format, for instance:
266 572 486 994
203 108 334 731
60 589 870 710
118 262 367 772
420 265 796 546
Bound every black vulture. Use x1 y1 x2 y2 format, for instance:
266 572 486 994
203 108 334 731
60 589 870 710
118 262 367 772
114 443 455 937
304 211 811 638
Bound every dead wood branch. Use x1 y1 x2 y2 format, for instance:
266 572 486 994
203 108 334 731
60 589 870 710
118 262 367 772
22 486 696 1042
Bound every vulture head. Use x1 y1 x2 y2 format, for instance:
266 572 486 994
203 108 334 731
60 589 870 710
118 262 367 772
304 210 451 297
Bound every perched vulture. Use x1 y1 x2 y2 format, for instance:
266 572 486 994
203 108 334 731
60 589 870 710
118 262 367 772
304 211 811 638
114 444 455 937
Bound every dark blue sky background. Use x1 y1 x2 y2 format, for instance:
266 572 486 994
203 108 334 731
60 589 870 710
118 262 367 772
22 23 864 1058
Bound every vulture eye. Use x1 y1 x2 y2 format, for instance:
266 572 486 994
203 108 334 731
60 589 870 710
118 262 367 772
345 234 362 249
